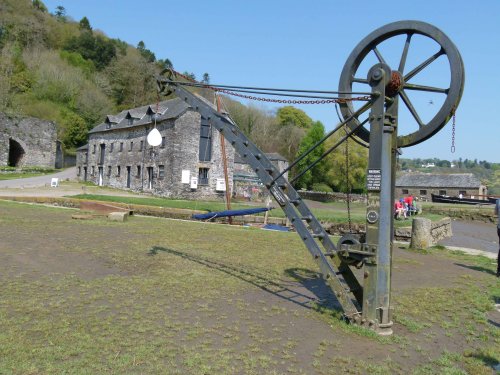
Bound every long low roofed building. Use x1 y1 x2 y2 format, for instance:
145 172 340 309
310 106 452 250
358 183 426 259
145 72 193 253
395 173 487 200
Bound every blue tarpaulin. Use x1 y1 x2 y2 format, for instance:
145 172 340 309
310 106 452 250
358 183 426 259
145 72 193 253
262 224 290 232
192 207 271 220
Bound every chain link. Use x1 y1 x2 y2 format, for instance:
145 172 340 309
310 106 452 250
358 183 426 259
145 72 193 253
171 70 371 105
450 107 456 153
344 125 352 232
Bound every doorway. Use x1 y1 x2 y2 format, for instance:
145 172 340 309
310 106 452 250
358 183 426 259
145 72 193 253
83 167 88 181
147 167 153 189
126 166 131 188
98 167 103 186
8 138 25 167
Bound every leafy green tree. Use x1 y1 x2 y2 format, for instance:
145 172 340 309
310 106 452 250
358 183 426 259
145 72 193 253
60 109 88 147
32 0 47 12
136 40 156 62
157 58 173 70
294 121 327 189
64 32 116 70
202 73 210 84
54 5 66 21
324 130 368 193
276 106 313 128
79 17 92 31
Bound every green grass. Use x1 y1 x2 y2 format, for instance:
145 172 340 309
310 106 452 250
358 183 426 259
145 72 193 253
67 193 444 225
1 200 497 373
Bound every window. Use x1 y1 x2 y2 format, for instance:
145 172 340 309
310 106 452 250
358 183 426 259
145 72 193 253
158 165 165 178
129 142 133 151
117 166 121 177
402 189 409 194
139 140 143 151
161 136 166 148
107 166 112 177
459 190 466 196
439 190 447 196
77 167 81 176
110 143 114 152
92 144 96 154
137 165 141 177
199 117 212 161
119 142 124 152
198 168 209 185
420 189 427 195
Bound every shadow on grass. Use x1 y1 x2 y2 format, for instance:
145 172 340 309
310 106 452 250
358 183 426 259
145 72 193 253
148 246 342 313
454 263 496 276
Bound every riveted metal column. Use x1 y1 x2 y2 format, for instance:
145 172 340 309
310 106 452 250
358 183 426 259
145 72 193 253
362 63 393 335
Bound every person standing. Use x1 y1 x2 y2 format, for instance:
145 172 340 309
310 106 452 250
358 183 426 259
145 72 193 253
496 199 500 277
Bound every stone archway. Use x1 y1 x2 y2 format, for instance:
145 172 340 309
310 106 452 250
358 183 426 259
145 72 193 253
8 138 25 167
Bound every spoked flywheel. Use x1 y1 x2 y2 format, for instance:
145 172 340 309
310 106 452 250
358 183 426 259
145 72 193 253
338 20 465 147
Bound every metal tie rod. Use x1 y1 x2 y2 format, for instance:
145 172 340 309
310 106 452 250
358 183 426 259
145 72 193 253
291 117 369 185
269 101 374 186
169 80 373 96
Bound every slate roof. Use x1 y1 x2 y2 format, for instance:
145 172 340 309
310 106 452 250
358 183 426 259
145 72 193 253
89 98 190 134
234 152 288 164
76 144 88 151
396 173 481 188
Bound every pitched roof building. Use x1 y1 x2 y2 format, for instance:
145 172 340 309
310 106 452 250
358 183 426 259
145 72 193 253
395 173 487 200
76 97 235 199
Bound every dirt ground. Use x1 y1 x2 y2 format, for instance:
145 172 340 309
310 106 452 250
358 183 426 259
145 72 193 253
0 200 498 374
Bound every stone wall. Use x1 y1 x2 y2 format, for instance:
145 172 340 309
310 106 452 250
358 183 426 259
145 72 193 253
297 190 367 203
78 109 234 200
394 217 452 244
0 113 57 168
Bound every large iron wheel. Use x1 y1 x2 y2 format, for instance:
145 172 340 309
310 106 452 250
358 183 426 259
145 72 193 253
338 20 465 147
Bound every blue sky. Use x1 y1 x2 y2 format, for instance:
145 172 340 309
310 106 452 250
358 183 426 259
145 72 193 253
44 0 500 162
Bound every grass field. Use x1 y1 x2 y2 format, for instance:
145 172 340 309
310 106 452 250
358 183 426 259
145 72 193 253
69 193 444 227
0 200 498 374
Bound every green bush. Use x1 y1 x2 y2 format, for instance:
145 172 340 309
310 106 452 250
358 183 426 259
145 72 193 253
311 183 333 193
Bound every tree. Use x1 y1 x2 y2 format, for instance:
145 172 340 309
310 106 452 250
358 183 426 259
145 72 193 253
276 106 313 129
202 73 210 84
54 5 66 21
136 40 155 62
294 121 327 189
32 0 48 12
79 17 92 31
157 58 173 70
182 71 196 81
64 33 117 70
324 130 368 193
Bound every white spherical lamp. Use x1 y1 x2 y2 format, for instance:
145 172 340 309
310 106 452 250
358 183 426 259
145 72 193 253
147 128 162 147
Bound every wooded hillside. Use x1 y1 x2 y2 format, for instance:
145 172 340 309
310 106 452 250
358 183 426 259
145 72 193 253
0 0 370 192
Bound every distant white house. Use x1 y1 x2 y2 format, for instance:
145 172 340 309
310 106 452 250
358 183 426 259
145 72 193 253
421 163 435 168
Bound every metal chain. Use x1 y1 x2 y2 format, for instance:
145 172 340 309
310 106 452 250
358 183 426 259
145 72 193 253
171 70 371 105
450 107 456 153
344 125 352 232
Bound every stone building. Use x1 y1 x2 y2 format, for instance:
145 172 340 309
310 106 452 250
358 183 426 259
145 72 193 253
233 152 288 200
76 97 235 200
0 113 61 168
395 173 486 201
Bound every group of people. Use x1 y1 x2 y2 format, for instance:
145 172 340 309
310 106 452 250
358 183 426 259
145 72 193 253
394 195 418 220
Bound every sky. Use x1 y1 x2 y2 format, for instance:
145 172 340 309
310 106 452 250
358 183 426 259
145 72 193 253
43 0 500 162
